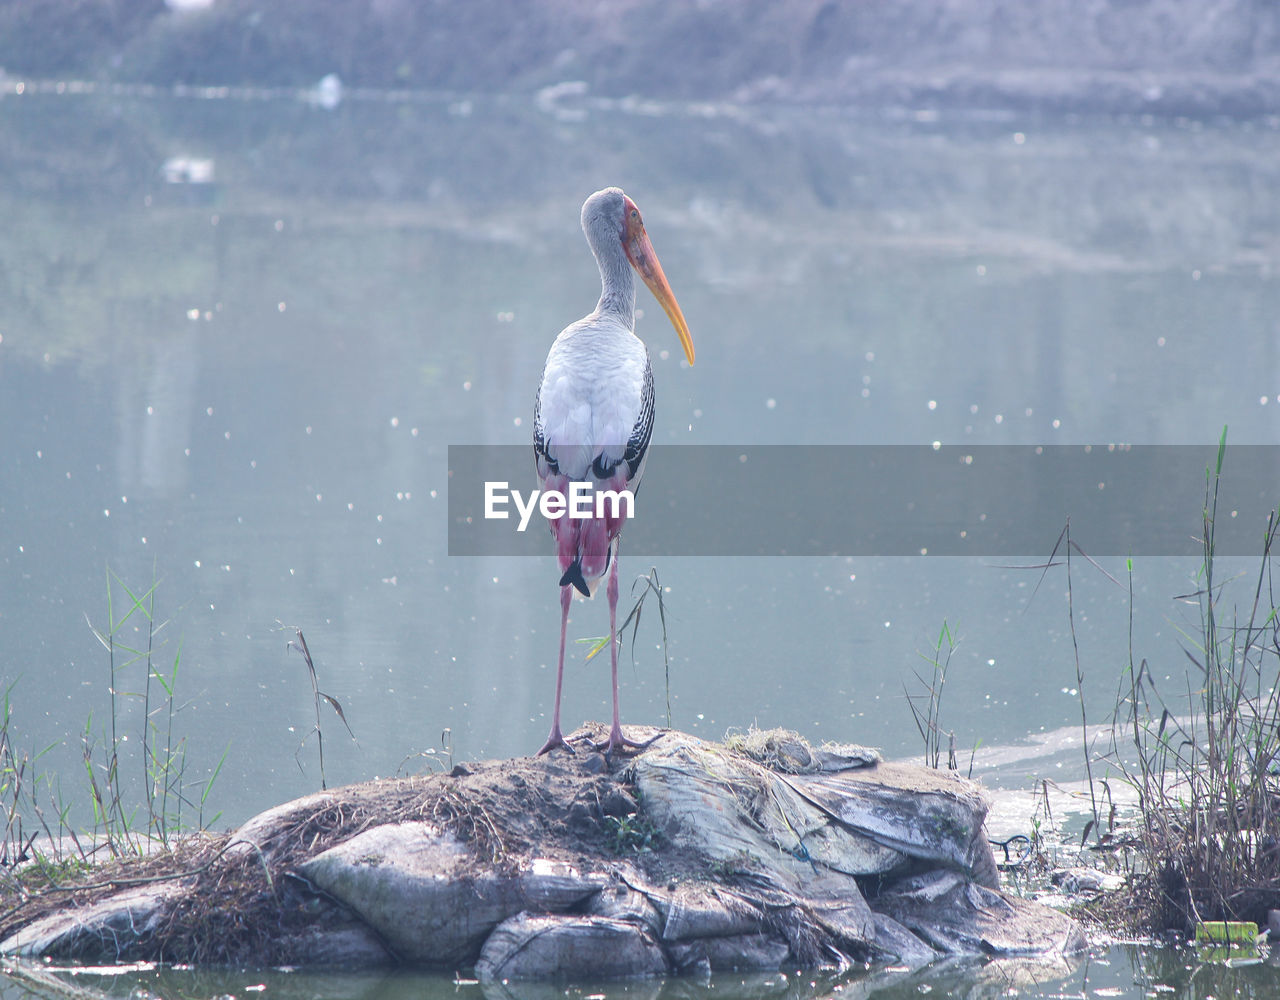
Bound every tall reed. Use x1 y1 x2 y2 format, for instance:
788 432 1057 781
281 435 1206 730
1106 429 1280 930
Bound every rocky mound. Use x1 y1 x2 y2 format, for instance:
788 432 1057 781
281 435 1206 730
1 726 1084 979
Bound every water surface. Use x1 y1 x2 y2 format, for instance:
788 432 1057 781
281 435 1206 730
2 89 1278 994
7 941 1280 1000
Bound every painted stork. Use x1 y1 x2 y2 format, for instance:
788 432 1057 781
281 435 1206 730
533 187 695 756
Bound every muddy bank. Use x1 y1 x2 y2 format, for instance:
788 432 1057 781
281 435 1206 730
1 727 1083 979
3 1 1280 117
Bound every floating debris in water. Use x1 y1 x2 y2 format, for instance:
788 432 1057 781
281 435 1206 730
161 156 214 184
306 73 343 110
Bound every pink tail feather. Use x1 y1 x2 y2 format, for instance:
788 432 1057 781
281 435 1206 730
543 471 631 597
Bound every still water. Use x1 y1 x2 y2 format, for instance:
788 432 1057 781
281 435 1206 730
6 941 1280 1000
2 83 1280 995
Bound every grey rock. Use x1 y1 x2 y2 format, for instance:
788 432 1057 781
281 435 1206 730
297 822 607 967
0 884 177 961
600 788 639 817
475 913 668 981
785 760 991 872
866 913 940 968
522 857 614 910
655 883 764 941
872 870 1088 957
584 881 663 935
965 825 1001 890
814 743 884 772
275 922 396 967
1050 866 1123 894
667 932 791 973
1 862 393 968
634 734 900 882
634 733 891 954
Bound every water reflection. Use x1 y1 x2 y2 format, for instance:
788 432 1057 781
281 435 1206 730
0 90 1277 838
13 943 1280 1000
0 951 1087 1000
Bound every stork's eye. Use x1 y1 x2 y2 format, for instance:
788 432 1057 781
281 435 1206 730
631 209 640 221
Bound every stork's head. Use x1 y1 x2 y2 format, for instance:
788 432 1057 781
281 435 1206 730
582 187 695 366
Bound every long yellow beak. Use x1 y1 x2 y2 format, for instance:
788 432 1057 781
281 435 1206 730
623 205 695 366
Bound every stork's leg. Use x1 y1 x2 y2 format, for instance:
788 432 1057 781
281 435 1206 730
604 548 624 752
537 585 574 755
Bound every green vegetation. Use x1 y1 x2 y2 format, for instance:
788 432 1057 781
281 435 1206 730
1101 429 1280 933
580 567 674 729
905 429 1280 938
905 619 958 770
604 811 659 855
2 573 371 959
1 683 65 870
604 787 659 855
83 566 227 851
2 567 225 891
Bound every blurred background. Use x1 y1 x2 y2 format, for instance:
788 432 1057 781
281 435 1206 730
1 0 1278 831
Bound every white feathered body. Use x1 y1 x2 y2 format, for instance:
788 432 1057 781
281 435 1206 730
534 311 653 596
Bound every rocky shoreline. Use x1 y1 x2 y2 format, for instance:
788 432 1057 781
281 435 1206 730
1 727 1084 979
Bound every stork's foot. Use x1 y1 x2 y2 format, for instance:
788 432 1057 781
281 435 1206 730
536 728 576 756
592 725 662 758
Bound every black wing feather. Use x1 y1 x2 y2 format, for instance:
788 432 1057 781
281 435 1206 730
622 356 654 481
533 371 558 476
